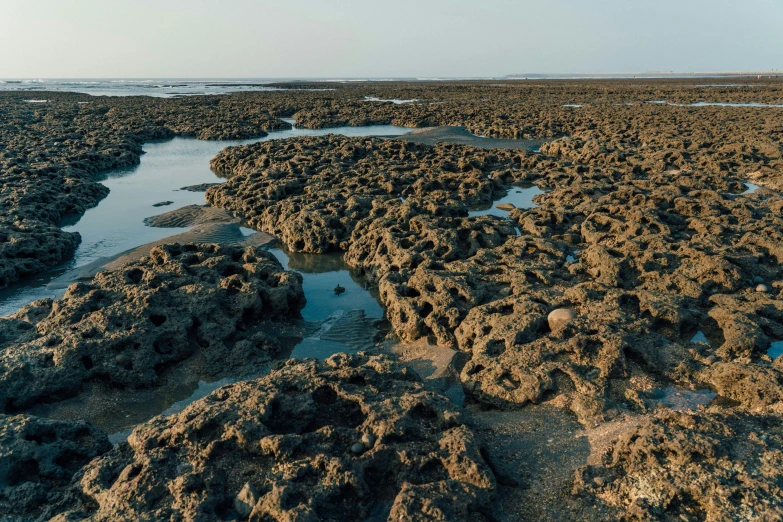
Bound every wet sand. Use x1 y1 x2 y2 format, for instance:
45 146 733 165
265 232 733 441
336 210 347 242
398 125 547 149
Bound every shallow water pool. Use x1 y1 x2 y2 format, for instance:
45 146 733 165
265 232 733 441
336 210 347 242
468 185 545 218
0 121 411 316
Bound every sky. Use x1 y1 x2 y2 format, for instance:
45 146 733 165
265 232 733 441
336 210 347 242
1 0 781 78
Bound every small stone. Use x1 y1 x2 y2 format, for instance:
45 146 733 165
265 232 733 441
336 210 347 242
152 201 173 207
496 203 516 211
753 276 765 284
351 442 366 455
547 308 577 331
234 482 259 518
593 476 605 487
361 433 376 449
756 284 769 293
334 284 345 295
704 355 718 365
115 354 130 366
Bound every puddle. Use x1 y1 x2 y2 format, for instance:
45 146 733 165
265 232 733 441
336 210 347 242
291 310 378 359
647 100 783 108
0 121 411 316
267 247 384 360
443 384 466 407
107 377 238 444
690 331 710 345
742 183 761 194
12 122 404 442
689 102 783 108
695 84 748 88
647 386 716 411
566 251 578 263
468 185 545 218
26 352 252 446
364 96 418 104
768 341 783 360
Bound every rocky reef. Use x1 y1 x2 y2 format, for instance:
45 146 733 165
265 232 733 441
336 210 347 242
0 414 111 520
0 93 292 287
206 127 783 427
3 79 783 520
575 409 783 521
0 243 304 411
44 355 493 521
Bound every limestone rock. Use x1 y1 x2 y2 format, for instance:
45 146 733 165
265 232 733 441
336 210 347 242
575 410 783 520
0 414 110 520
58 355 495 521
0 243 304 411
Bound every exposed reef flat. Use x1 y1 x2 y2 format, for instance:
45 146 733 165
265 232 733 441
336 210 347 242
3 78 783 520
46 355 494 521
0 243 304 411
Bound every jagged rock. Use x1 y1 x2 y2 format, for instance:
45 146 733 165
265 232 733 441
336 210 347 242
0 414 110 520
0 243 304 411
55 355 495 521
574 409 783 521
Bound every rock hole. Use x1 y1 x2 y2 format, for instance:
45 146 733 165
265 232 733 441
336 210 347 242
311 385 338 405
8 459 40 485
125 268 144 284
411 403 438 420
418 302 433 318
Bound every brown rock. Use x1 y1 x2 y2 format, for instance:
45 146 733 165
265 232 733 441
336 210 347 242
0 243 304 411
548 308 577 331
59 355 495 521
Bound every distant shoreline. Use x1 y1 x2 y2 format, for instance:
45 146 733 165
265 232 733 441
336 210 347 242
504 71 782 80
2 71 781 83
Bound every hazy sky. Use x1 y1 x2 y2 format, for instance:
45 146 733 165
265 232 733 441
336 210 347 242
1 0 781 78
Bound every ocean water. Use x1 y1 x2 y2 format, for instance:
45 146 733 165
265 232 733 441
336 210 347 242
0 78 330 97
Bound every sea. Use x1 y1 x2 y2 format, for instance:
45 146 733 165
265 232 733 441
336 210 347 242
2 74 775 98
0 79 333 97
0 78 484 98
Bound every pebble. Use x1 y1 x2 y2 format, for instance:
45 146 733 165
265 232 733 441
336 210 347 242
351 442 366 455
547 308 577 331
704 355 718 365
234 482 260 518
756 284 769 293
152 201 173 207
361 433 376 449
115 354 131 366
753 276 765 284
593 476 605 487
495 203 516 211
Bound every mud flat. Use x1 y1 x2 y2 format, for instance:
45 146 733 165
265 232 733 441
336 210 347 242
2 79 783 520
